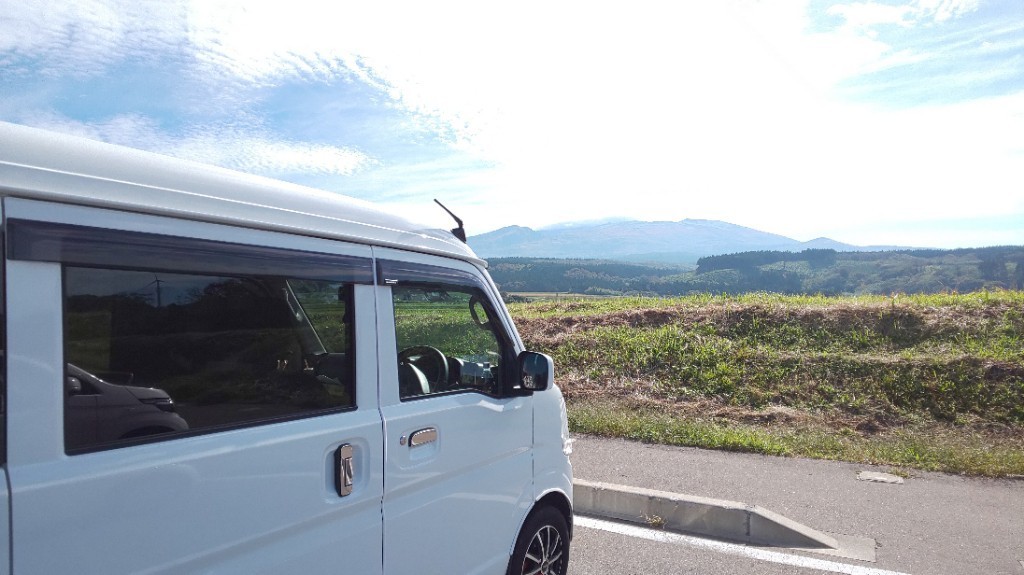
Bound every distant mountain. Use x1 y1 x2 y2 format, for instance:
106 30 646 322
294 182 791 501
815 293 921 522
468 219 890 263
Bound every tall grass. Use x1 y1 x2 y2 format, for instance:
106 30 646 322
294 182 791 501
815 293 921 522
511 291 1024 476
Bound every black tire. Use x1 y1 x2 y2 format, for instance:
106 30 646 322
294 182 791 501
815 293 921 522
507 506 570 575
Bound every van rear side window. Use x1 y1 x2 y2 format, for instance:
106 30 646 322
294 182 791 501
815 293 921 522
63 267 357 453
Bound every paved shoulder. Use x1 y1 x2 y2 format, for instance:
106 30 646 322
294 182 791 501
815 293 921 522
570 435 1024 575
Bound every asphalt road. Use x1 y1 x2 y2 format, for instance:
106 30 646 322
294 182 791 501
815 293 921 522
565 435 1024 575
569 520 873 575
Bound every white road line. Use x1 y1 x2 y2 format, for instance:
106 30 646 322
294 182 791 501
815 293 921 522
576 516 912 575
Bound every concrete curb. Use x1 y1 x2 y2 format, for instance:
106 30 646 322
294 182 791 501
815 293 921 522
573 479 838 549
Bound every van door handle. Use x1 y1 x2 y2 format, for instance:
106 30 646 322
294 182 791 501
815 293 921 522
335 444 354 497
408 427 437 447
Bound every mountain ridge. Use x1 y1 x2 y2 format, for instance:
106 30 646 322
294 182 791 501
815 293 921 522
468 218 900 263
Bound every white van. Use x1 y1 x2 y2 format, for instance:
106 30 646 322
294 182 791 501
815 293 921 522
0 122 573 574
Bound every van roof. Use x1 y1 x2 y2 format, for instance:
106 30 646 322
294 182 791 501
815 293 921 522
0 121 482 264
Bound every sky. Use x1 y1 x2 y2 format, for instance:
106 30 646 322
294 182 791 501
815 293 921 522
1 0 1022 249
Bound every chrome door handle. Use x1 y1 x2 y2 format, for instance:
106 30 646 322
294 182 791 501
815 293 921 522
335 444 354 497
409 427 438 447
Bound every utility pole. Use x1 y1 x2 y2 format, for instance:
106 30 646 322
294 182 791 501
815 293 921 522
152 275 164 307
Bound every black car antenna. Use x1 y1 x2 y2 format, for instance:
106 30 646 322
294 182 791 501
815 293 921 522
434 199 467 243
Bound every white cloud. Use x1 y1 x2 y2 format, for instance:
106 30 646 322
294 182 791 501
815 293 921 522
20 112 170 149
0 0 187 76
2 0 1019 248
174 132 372 176
827 0 982 30
22 112 371 176
827 3 913 29
287 0 1019 245
915 0 981 22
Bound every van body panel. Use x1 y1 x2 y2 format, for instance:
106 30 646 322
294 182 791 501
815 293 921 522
8 416 385 574
0 199 7 575
0 122 479 265
3 207 386 574
4 197 380 265
374 248 535 574
5 261 65 465
532 388 576 526
0 478 7 575
0 123 573 574
380 394 535 574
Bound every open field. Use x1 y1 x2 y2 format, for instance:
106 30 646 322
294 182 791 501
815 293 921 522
509 291 1024 476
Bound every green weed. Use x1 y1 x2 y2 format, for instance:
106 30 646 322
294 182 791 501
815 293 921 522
515 291 1024 476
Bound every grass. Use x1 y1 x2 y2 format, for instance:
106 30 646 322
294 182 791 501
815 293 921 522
568 400 1024 476
511 291 1024 477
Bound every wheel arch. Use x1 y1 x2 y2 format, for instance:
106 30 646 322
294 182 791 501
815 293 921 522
510 488 573 552
534 490 573 541
506 492 573 575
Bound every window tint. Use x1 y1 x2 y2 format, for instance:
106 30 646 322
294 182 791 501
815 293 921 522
392 285 509 400
64 267 356 453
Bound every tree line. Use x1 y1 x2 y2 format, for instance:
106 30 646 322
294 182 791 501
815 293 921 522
488 246 1024 297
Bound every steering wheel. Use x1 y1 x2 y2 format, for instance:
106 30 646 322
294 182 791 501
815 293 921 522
398 346 449 391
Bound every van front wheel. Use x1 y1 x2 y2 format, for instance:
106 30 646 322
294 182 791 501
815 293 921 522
508 506 569 575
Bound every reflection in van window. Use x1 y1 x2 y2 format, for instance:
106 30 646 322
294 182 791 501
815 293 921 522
392 286 507 400
64 267 355 452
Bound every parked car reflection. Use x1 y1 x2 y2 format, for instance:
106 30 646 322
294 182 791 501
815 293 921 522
65 364 189 451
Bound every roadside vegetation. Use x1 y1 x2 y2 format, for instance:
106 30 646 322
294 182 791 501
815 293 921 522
509 291 1024 477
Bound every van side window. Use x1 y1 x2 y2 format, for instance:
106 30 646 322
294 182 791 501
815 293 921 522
64 267 357 453
392 285 510 400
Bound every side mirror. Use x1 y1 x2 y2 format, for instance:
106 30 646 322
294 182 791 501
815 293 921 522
66 376 83 396
518 351 553 392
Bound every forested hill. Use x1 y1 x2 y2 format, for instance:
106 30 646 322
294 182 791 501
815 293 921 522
488 246 1024 296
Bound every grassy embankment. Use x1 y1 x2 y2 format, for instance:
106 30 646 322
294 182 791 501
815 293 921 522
509 291 1024 477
